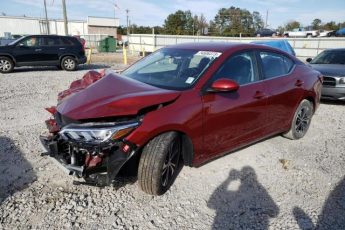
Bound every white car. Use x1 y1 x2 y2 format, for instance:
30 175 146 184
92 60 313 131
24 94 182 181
284 28 319 38
319 30 335 37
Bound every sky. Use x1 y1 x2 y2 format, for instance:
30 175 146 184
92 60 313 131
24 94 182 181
1 0 345 29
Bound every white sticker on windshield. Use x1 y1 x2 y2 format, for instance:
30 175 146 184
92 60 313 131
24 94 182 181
185 77 195 84
195 51 222 59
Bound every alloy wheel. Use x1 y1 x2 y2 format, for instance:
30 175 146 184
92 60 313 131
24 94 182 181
0 59 11 72
295 107 311 134
64 58 75 70
161 137 181 187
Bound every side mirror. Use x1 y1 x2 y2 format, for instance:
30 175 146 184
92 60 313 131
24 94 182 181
208 78 239 93
306 58 312 63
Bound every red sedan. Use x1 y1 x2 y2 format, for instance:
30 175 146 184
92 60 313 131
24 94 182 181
40 43 323 195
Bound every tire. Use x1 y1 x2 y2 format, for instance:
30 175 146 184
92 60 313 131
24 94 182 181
61 56 77 71
0 56 14 73
256 34 261 37
138 132 183 195
307 34 312 38
272 33 277 37
283 100 313 140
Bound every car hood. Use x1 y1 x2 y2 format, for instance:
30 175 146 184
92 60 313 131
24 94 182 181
57 73 181 120
309 64 345 76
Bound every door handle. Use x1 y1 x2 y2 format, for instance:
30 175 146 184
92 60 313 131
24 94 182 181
59 48 66 50
295 80 304 87
35 49 42 52
253 91 266 99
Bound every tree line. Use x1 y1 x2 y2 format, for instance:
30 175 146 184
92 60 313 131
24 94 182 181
118 6 345 36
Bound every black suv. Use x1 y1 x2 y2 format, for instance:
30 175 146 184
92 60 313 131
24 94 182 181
0 35 86 73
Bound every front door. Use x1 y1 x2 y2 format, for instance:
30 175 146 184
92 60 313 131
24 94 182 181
202 51 268 159
13 36 45 64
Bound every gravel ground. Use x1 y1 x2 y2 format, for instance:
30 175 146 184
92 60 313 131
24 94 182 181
0 64 344 230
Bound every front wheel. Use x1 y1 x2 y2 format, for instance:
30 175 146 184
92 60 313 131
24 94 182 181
138 132 183 195
283 99 313 140
61 56 77 71
0 56 14 73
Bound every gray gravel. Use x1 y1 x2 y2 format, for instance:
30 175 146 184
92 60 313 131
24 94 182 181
0 65 345 229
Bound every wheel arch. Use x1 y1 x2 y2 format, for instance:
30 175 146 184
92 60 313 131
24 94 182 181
59 54 78 62
130 129 195 167
0 54 16 65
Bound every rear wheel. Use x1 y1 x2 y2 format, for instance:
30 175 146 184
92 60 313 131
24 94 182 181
138 132 183 195
283 99 313 140
0 56 14 73
61 56 77 71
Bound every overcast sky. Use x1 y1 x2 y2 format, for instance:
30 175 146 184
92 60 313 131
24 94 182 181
2 0 345 28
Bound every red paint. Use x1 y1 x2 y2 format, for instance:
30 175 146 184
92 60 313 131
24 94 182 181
210 78 239 92
51 43 322 167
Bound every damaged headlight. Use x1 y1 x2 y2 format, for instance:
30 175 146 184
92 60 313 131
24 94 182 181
59 122 139 144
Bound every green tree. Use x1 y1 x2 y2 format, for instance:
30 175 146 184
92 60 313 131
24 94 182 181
163 10 195 35
252 11 264 31
312 18 322 30
285 20 301 31
323 21 338 30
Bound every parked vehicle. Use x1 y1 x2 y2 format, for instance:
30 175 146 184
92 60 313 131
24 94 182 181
251 40 296 56
335 28 345 37
254 28 278 37
284 28 319 38
0 35 86 73
318 30 336 37
40 43 322 195
307 48 345 100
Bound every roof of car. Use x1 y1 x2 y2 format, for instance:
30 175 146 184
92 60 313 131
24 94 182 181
324 48 345 52
165 42 265 52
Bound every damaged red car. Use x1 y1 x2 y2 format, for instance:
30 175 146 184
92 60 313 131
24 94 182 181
40 43 322 195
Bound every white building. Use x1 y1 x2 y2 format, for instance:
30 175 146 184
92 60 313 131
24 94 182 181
0 15 119 37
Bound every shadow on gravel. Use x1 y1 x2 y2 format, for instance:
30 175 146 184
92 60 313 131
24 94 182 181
0 136 37 205
293 176 345 230
11 63 110 73
208 166 279 229
321 99 345 106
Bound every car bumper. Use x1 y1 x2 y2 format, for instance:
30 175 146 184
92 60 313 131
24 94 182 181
321 86 345 100
39 135 136 186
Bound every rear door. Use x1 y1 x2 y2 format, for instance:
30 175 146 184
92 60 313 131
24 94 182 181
41 36 61 63
201 51 269 158
257 50 303 133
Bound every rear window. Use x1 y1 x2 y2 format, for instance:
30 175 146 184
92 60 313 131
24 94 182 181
260 51 294 79
61 37 76 46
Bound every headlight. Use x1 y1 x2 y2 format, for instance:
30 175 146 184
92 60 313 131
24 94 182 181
59 122 139 144
339 77 345 85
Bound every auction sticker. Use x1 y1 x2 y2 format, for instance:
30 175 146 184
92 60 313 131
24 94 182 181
185 77 195 84
195 51 222 59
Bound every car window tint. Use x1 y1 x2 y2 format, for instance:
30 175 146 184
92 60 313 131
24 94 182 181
260 52 294 79
213 52 257 85
62 37 75 46
44 37 61 46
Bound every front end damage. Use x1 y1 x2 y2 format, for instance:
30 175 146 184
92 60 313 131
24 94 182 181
40 70 181 186
40 111 141 186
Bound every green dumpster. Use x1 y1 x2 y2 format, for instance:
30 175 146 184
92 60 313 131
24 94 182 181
97 36 117 52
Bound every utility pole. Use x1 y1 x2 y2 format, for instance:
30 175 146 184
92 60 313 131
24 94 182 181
265 10 268 28
43 0 50 34
62 0 68 35
126 9 130 35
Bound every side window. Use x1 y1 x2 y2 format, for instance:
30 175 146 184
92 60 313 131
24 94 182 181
213 51 257 85
260 52 294 79
61 37 75 46
43 37 61 46
19 37 43 47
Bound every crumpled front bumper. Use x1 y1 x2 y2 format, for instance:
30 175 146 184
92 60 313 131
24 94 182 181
39 135 137 186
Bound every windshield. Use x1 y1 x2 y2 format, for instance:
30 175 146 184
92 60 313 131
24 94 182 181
310 50 345 64
122 48 221 90
7 37 24 46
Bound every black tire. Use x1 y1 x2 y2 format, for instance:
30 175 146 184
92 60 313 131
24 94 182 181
283 100 313 140
138 132 183 195
0 56 14 73
61 56 77 71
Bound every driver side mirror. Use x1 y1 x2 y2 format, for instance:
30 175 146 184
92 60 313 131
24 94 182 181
306 58 312 63
207 78 239 93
